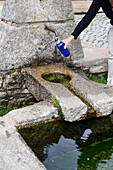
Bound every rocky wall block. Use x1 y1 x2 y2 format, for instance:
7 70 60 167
5 70 24 90
1 0 74 23
6 89 37 107
0 91 8 107
0 21 83 71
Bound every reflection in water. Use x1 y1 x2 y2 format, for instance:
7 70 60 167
18 115 113 170
80 129 92 142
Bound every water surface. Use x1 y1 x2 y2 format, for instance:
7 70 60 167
19 114 113 170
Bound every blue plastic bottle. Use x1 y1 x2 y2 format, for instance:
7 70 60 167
55 38 70 57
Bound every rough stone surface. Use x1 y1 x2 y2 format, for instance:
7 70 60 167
0 92 8 107
0 91 6 98
6 89 36 107
1 0 74 23
0 66 36 108
54 87 87 121
69 73 113 116
26 74 53 102
79 47 108 74
0 126 46 170
0 20 83 71
5 71 24 90
0 101 59 169
26 64 87 122
3 101 59 127
103 87 113 98
0 6 2 18
85 78 113 98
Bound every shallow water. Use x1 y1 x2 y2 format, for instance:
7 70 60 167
42 74 71 87
19 114 113 170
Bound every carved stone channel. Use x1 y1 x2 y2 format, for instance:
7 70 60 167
25 63 113 121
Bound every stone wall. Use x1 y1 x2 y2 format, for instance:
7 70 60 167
0 67 36 108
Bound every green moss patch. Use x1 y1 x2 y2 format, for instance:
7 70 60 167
0 102 27 116
89 73 107 84
42 74 71 87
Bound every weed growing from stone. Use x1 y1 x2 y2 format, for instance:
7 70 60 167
89 73 107 84
51 97 63 117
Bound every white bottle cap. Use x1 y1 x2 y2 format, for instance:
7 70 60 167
55 37 60 44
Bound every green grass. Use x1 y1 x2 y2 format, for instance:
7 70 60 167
0 102 26 116
89 73 107 84
51 97 63 117
43 74 71 118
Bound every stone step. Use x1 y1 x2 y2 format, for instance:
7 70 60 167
81 47 108 74
25 63 87 122
26 63 113 121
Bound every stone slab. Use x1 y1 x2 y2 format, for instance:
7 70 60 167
0 101 59 169
4 101 59 127
26 63 87 122
0 124 46 170
69 73 113 116
79 47 108 74
103 87 113 97
86 78 113 98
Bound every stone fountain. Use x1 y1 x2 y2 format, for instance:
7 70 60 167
0 0 113 169
0 0 83 70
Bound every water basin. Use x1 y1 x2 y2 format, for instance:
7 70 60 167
18 115 113 170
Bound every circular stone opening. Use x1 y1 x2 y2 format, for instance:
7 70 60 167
42 73 71 87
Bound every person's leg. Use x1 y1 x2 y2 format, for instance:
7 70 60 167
107 24 113 86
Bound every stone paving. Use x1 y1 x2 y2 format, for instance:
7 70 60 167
74 13 110 49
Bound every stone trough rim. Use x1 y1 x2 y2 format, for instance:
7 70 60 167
27 63 75 86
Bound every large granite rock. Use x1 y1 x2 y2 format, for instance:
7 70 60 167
0 20 83 70
0 0 84 71
1 0 74 23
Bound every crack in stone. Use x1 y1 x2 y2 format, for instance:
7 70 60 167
0 18 74 27
5 130 11 138
0 121 5 127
